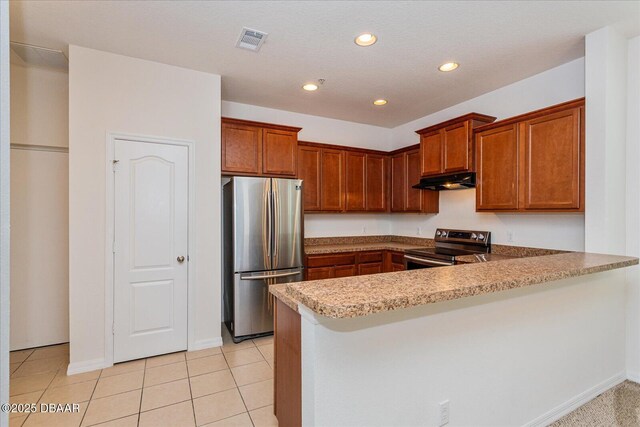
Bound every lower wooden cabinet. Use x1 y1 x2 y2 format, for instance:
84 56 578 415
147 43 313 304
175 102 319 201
306 250 404 280
358 262 383 275
274 299 301 427
385 251 406 272
475 98 584 212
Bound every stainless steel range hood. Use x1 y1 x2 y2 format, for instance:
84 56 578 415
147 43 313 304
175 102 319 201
412 172 476 191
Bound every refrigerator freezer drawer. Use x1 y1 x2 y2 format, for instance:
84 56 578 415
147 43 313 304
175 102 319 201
232 268 303 339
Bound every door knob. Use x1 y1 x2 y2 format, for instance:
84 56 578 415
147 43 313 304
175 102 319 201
177 256 185 263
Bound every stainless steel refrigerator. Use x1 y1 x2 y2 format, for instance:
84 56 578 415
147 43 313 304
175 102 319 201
223 177 304 342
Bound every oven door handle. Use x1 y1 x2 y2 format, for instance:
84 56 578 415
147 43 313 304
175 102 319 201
404 255 454 266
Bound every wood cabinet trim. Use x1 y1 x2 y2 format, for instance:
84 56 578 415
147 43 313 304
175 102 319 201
298 140 388 156
472 98 585 133
222 117 302 133
415 112 496 135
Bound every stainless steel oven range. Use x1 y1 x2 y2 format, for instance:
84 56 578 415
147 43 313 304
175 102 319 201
404 229 491 269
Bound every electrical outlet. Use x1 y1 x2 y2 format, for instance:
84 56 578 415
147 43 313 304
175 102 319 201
417 226 422 235
439 400 450 426
507 231 514 243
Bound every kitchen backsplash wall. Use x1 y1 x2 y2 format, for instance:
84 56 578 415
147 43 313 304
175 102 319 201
390 189 585 251
304 214 393 238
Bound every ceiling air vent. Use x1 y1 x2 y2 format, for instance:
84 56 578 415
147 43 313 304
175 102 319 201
236 28 268 52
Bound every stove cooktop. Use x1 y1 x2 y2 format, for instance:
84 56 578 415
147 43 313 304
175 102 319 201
405 247 477 261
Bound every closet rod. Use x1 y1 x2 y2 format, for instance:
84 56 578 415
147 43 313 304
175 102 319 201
10 143 68 153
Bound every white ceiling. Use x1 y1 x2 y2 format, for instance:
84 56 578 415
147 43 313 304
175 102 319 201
9 1 640 128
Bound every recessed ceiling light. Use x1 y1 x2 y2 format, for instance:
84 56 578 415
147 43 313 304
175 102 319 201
373 99 387 106
355 33 377 47
438 62 459 72
302 83 318 91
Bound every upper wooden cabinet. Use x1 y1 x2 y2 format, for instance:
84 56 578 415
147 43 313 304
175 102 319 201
365 154 387 211
416 113 496 177
475 98 585 212
476 124 519 210
298 142 390 213
297 145 322 211
221 118 301 177
390 146 439 213
221 121 262 175
345 152 366 211
320 148 346 211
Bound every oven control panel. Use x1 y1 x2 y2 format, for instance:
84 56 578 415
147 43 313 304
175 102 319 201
435 229 490 245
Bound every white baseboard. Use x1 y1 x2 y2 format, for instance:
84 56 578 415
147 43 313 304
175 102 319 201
189 337 222 351
66 358 108 376
524 372 626 427
627 371 640 383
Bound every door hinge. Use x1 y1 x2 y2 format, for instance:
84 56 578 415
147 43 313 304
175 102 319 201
112 324 115 335
112 159 120 172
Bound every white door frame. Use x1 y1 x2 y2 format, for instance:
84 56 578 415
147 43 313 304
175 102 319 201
105 132 196 368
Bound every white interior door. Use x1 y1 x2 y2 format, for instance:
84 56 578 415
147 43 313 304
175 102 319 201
113 139 189 363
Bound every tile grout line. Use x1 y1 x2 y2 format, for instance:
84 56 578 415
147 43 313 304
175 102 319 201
183 353 198 427
221 346 256 426
78 357 104 427
136 358 146 427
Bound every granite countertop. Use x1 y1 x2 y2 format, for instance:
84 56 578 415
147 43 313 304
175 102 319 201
305 242 427 255
456 253 520 263
271 252 638 319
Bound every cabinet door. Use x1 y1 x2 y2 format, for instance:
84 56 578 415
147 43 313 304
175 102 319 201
420 131 443 176
345 152 366 211
221 122 262 175
523 108 581 210
405 149 423 212
263 128 297 176
334 265 357 278
476 124 519 210
392 263 405 272
306 267 334 281
320 149 346 211
358 262 383 276
390 153 406 212
443 121 470 173
365 154 387 211
297 146 321 211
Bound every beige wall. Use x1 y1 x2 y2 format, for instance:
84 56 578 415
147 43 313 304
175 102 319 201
68 46 221 372
11 53 68 148
10 55 70 350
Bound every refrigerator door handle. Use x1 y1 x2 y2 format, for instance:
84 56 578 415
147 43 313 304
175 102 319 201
262 180 271 268
240 271 302 280
272 180 280 266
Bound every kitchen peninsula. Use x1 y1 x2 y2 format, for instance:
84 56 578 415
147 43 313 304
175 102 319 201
270 251 638 426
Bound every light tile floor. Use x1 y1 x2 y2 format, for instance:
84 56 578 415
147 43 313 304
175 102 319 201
8 328 278 427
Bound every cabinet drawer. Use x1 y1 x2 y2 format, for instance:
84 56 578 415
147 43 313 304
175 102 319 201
334 265 357 278
306 253 356 268
358 262 383 276
358 251 383 263
306 267 334 280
